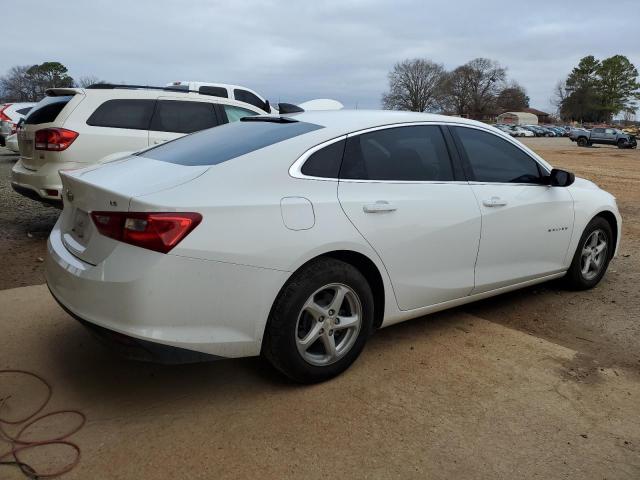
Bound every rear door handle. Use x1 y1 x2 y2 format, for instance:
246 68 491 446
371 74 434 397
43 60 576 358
482 196 507 207
363 201 397 213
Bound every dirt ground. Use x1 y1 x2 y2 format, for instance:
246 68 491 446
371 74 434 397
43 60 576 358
0 138 639 479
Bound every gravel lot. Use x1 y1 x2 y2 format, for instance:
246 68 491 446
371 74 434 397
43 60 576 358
0 138 639 479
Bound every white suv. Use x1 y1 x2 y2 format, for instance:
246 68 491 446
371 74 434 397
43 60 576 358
12 84 267 203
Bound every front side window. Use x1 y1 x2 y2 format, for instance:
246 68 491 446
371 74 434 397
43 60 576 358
86 99 156 130
150 100 218 134
233 89 267 111
340 125 454 181
453 127 542 184
224 105 259 123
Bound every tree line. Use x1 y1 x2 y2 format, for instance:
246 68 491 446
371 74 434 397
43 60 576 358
0 61 106 102
382 58 529 119
553 55 639 123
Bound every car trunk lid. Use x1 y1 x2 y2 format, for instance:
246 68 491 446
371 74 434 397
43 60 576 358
59 155 208 265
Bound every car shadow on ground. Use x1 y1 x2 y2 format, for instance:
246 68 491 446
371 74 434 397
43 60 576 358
38 283 551 410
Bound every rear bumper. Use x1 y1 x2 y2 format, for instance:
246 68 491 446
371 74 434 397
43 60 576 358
11 158 85 201
45 218 288 359
50 288 221 364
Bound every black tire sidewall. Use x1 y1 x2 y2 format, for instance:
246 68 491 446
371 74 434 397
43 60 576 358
263 258 374 383
565 217 613 290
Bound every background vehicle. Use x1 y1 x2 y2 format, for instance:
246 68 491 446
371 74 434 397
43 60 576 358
46 110 621 383
166 81 274 113
0 102 35 146
12 85 266 203
570 127 637 148
511 126 534 137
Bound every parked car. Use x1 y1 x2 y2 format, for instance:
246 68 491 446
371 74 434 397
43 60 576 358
46 110 621 383
495 124 516 136
0 102 35 146
512 126 534 137
523 125 545 137
570 127 637 149
165 81 275 113
12 84 267 204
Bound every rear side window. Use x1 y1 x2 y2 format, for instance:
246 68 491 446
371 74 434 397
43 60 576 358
140 119 323 166
453 127 542 184
24 96 73 125
340 125 454 181
86 99 155 130
150 100 219 134
224 105 259 123
301 139 346 178
233 89 267 111
199 86 228 98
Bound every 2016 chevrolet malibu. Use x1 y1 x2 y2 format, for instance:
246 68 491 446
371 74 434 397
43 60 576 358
46 110 621 383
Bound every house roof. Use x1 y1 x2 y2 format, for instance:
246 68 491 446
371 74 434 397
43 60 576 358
523 108 550 116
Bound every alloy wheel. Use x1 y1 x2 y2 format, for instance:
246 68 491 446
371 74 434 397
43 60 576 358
295 283 362 366
580 229 608 281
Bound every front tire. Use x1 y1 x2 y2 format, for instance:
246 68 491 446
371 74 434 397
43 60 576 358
564 217 613 290
617 139 628 149
262 258 374 383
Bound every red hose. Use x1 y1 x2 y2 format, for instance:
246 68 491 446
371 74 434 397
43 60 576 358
0 370 85 478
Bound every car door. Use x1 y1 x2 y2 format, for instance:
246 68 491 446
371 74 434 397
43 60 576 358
450 126 574 293
148 98 221 146
590 128 605 143
338 124 481 311
604 128 617 144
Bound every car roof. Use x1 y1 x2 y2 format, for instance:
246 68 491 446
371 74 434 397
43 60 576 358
283 109 489 136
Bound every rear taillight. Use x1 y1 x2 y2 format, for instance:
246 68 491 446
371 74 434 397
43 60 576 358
34 128 79 151
0 104 12 122
90 211 202 253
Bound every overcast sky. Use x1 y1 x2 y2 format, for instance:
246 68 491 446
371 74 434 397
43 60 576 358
6 0 639 113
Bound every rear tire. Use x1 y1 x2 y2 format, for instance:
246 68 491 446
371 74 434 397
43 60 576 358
577 137 589 147
262 258 374 383
564 217 613 290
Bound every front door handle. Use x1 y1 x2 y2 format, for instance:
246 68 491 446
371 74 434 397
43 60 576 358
482 196 507 207
363 201 397 213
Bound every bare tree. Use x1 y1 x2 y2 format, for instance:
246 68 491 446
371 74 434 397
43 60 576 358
440 58 506 119
551 80 568 115
76 75 107 88
0 65 33 101
465 58 506 118
382 59 446 112
440 65 473 116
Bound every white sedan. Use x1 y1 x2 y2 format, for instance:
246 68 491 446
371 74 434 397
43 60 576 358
46 111 621 383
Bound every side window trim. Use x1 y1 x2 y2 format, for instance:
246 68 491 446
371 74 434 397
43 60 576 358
440 125 467 182
449 124 550 185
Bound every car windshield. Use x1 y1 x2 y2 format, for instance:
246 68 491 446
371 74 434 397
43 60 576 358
139 118 323 166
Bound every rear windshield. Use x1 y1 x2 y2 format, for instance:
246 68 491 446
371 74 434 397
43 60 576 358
25 95 73 125
139 119 323 166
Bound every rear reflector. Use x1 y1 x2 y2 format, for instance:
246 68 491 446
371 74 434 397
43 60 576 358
45 189 59 197
91 211 202 253
35 128 79 151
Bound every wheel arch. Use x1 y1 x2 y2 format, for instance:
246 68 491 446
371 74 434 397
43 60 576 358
265 250 387 336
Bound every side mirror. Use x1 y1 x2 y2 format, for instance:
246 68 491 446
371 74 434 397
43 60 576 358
548 168 575 187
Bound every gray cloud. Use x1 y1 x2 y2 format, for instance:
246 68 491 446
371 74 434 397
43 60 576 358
5 0 639 113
